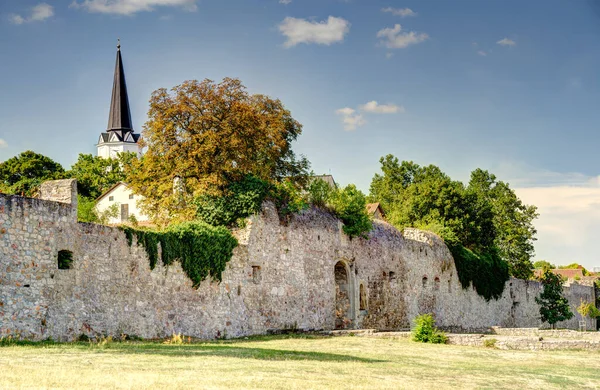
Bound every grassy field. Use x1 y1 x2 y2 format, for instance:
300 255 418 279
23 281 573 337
0 334 599 389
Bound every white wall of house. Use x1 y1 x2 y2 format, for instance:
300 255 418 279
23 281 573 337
95 183 149 225
97 142 141 159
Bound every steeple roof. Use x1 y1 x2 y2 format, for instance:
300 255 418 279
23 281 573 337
107 41 133 132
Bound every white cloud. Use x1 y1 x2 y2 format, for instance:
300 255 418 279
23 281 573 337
497 37 516 47
278 16 350 48
359 100 404 114
381 7 416 17
515 185 600 268
377 24 428 49
335 108 366 131
0 139 7 148
477 50 487 57
10 15 25 25
70 0 198 15
481 162 600 268
279 0 292 4
10 3 54 24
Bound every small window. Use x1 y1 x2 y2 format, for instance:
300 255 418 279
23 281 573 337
109 196 114 201
57 250 73 270
129 194 134 199
434 277 440 291
359 284 368 310
252 266 261 283
389 271 396 282
422 276 428 288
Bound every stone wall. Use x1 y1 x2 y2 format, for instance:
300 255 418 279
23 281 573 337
0 181 596 341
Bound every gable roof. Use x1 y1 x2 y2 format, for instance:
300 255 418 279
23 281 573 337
96 181 130 202
366 202 385 218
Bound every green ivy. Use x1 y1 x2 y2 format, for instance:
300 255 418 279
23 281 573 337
119 221 238 287
444 238 509 301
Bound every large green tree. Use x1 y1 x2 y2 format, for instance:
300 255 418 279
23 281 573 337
467 169 538 279
0 151 64 197
126 78 310 224
368 154 538 290
535 270 573 328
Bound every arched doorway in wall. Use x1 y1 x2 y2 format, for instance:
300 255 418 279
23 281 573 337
334 261 354 329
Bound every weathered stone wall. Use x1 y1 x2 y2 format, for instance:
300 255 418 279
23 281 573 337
0 181 596 341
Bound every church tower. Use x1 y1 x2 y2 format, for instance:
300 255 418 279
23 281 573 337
97 41 141 159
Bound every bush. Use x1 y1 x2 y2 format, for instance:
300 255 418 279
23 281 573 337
329 184 373 239
195 175 271 227
483 338 497 348
411 314 447 344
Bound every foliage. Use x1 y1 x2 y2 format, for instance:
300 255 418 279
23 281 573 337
97 204 119 225
443 235 509 301
271 179 309 221
0 151 65 197
329 184 372 239
483 338 497 348
535 270 574 328
67 153 134 199
77 195 99 223
533 260 556 271
195 175 271 227
306 177 333 208
368 155 537 298
576 300 600 319
120 221 238 287
411 314 447 344
466 169 538 280
125 78 310 224
558 263 589 276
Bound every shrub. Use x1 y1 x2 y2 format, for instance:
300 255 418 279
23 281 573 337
411 314 447 344
483 338 497 348
195 175 271 227
329 184 373 239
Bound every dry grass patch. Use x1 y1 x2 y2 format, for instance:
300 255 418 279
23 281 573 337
0 335 599 389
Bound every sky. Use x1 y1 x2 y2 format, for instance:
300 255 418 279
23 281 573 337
1 0 600 269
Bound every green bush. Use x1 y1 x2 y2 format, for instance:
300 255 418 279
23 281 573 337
195 175 271 227
411 314 447 344
329 184 373 239
120 221 238 287
483 338 497 348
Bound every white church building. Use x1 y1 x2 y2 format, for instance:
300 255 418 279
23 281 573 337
95 43 149 225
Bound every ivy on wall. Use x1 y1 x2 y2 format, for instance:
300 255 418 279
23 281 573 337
445 240 509 301
120 221 238 287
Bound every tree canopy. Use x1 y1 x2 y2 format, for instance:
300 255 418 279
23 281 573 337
125 78 310 224
67 153 134 199
0 151 65 197
369 154 538 289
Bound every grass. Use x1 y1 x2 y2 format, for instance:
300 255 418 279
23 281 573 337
0 334 599 389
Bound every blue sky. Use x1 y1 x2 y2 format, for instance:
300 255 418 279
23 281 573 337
2 0 600 269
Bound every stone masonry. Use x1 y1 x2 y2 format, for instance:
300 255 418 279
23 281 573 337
0 180 596 341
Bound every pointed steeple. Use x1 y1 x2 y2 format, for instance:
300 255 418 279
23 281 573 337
107 40 133 134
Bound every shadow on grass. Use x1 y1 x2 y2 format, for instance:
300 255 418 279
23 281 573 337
112 343 384 363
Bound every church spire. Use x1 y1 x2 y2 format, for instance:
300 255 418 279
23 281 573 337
107 39 133 133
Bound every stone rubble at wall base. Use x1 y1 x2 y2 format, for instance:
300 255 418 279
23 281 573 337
0 180 596 341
